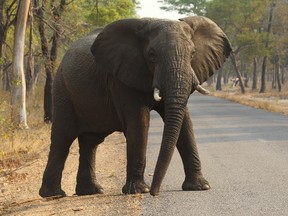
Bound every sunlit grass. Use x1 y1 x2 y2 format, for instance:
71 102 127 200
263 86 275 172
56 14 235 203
210 82 288 116
0 87 51 161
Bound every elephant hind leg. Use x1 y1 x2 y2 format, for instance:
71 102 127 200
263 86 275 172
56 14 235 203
39 120 77 198
39 95 78 198
76 132 107 196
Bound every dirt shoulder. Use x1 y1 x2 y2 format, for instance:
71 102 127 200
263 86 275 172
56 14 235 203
0 132 142 216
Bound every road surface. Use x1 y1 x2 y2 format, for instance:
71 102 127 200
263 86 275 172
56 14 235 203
142 93 288 216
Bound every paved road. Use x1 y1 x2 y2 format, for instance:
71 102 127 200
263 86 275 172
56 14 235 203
141 93 288 216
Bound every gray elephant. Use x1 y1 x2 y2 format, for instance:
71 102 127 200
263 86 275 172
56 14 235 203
39 16 232 197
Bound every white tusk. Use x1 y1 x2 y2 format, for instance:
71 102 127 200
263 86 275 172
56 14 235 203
195 85 210 95
153 88 162 101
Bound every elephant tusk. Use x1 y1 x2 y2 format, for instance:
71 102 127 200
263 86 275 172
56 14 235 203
195 84 210 95
153 88 162 101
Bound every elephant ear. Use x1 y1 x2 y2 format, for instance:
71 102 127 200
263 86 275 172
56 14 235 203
179 16 232 84
91 19 153 92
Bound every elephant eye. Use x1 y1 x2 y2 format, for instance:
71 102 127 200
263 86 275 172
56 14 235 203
190 49 196 60
148 49 157 63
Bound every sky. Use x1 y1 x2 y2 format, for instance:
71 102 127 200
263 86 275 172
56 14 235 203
136 0 182 20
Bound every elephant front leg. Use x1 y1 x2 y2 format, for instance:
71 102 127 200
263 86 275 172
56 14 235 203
177 108 210 191
122 109 150 194
76 133 104 196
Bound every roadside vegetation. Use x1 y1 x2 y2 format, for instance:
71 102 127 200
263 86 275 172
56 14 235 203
210 83 288 116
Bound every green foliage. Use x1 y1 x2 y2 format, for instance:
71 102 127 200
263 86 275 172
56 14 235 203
160 0 207 15
67 0 137 31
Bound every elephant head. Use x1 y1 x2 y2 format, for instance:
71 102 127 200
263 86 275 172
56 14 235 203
91 16 232 195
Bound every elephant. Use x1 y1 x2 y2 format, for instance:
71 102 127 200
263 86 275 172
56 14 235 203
39 16 232 198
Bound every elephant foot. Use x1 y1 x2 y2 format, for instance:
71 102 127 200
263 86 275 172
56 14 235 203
122 180 150 194
76 181 104 196
182 175 210 191
39 184 66 198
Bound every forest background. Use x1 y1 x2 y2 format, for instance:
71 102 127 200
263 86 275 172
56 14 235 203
0 0 287 157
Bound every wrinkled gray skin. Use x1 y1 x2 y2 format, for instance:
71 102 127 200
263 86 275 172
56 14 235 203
39 16 232 197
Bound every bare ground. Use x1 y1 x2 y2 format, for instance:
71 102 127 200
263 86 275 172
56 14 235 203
0 132 143 216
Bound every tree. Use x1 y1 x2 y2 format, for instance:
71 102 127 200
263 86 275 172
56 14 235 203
84 0 137 27
260 0 277 93
26 2 34 92
11 0 30 128
160 0 207 16
0 0 18 91
216 68 222 91
34 0 67 123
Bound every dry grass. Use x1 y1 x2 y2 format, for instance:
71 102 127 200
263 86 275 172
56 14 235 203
0 87 51 170
209 82 288 116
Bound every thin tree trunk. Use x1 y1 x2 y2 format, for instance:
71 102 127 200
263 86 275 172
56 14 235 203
216 68 222 91
260 0 277 93
281 65 285 84
260 56 267 93
34 0 53 122
11 0 30 129
275 53 281 92
0 0 5 90
244 72 249 88
230 52 245 94
223 71 229 84
272 65 276 89
4 67 10 90
252 57 258 90
207 76 213 86
50 0 65 74
26 3 34 93
40 0 66 123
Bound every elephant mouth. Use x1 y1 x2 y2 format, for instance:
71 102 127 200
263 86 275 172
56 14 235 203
153 84 209 102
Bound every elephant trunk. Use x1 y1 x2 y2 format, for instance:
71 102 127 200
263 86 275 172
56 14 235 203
150 88 189 196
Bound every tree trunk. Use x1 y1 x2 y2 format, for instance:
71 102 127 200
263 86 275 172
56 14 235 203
230 52 245 94
260 0 277 93
216 68 222 91
50 0 65 74
272 65 276 89
0 0 5 90
34 0 53 122
244 72 249 88
281 65 285 84
223 71 229 84
34 0 66 123
11 0 30 129
275 53 281 92
207 76 213 86
26 3 34 93
252 57 258 90
260 56 267 93
3 65 11 90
